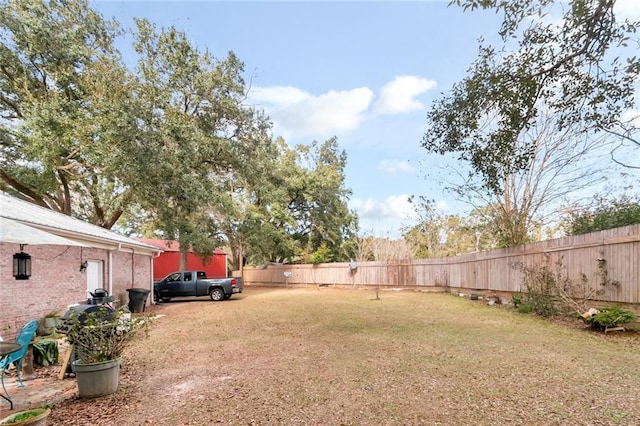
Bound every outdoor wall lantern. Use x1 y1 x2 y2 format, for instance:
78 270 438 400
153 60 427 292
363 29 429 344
79 261 88 272
13 244 31 280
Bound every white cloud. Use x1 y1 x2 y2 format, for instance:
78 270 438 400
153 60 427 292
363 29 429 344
349 195 458 237
249 86 374 138
349 194 416 237
250 86 309 108
248 75 436 140
377 159 416 174
374 75 436 115
350 194 415 222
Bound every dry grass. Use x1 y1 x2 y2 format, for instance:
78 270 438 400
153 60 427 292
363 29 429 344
49 288 640 425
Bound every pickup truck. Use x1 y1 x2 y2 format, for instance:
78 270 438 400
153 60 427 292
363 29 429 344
153 270 243 302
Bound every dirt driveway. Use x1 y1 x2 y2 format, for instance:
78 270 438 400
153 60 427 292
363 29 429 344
48 287 640 425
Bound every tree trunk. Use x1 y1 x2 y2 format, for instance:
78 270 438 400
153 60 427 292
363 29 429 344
179 246 188 270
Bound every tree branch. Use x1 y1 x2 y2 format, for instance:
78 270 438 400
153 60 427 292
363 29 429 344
0 169 49 208
530 0 613 79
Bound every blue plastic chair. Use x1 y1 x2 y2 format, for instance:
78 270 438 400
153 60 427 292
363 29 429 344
1 320 38 395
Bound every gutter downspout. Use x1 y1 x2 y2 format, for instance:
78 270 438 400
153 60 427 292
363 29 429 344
151 251 161 304
130 247 135 288
109 243 121 298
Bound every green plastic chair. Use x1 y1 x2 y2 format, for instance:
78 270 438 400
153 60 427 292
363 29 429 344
1 320 38 395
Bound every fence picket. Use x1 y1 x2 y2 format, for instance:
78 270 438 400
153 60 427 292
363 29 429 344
243 225 640 303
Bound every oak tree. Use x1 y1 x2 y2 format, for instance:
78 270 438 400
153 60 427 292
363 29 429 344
423 0 640 192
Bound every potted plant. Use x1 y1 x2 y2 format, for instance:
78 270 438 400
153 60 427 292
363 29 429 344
63 306 151 398
42 312 61 330
0 406 50 425
582 306 637 332
37 311 61 336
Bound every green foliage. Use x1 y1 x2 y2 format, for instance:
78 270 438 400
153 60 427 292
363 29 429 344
4 411 37 424
0 0 358 269
129 18 258 258
512 255 573 317
404 195 543 257
583 307 636 331
511 292 523 307
239 137 358 265
566 193 640 235
516 302 536 314
64 307 152 364
425 0 640 192
289 138 359 263
431 110 610 249
32 339 58 367
0 0 128 224
511 291 536 313
513 254 614 318
403 196 491 258
2 407 48 424
308 242 332 264
520 264 561 317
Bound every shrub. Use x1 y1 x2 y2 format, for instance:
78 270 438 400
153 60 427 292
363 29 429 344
511 255 611 317
64 306 152 364
583 307 636 331
511 256 566 317
33 339 59 366
511 293 523 307
517 301 536 314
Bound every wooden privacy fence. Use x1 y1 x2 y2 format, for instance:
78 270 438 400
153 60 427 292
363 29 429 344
242 224 640 304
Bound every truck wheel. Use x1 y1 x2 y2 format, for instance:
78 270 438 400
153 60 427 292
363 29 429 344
210 288 225 301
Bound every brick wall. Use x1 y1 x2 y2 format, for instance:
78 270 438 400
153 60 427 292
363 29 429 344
0 243 152 341
111 249 154 308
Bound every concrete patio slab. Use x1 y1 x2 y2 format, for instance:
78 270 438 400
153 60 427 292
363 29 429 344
0 372 77 420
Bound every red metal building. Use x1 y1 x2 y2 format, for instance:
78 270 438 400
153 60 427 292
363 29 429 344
138 238 228 280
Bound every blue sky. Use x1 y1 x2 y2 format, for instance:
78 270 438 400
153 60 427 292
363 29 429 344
93 1 640 237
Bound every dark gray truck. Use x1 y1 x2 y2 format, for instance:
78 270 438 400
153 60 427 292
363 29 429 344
153 270 243 302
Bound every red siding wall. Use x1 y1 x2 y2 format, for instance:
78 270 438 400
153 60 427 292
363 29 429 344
0 243 153 341
153 252 227 280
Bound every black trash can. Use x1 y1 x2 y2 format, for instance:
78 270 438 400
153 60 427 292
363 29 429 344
126 288 150 313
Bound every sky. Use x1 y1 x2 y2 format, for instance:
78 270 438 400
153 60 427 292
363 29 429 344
92 0 640 238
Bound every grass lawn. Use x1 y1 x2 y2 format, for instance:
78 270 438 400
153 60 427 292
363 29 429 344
50 287 640 425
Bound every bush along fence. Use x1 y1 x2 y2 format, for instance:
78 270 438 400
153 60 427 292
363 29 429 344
242 224 640 304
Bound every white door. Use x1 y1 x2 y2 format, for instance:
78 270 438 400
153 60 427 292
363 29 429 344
86 260 104 295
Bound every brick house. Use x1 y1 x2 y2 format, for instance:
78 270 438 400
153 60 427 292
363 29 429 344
137 238 227 280
0 193 161 340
